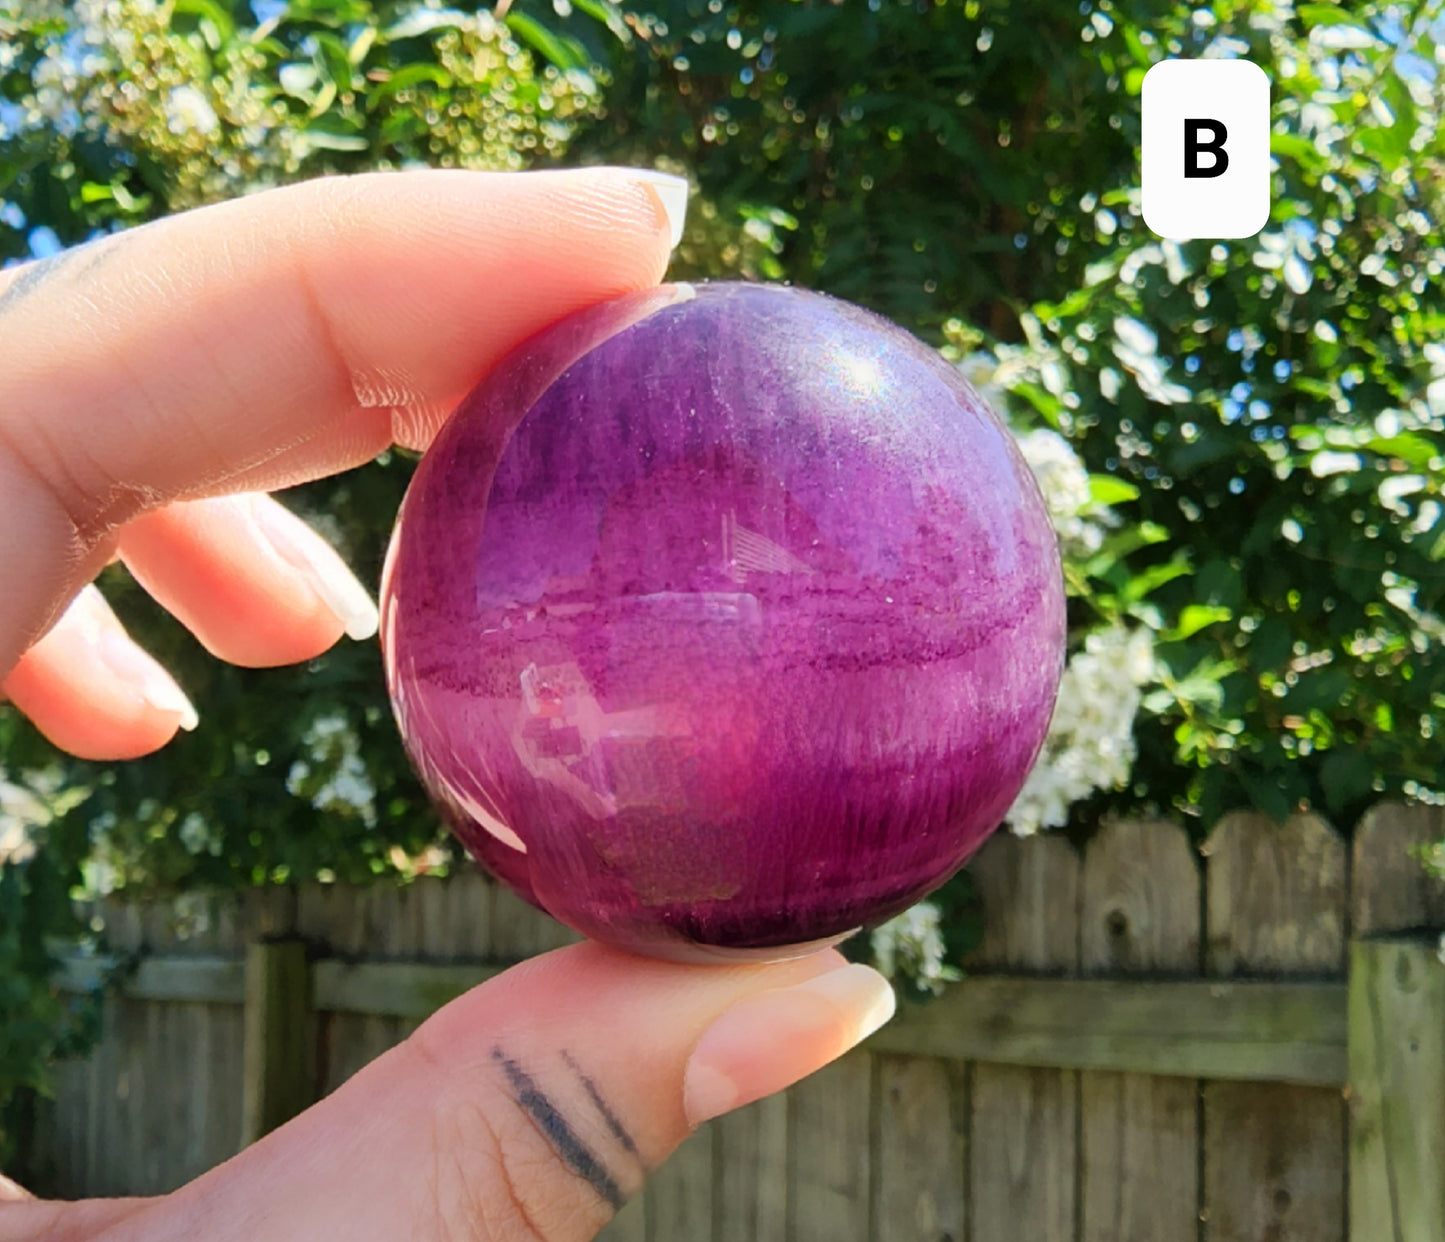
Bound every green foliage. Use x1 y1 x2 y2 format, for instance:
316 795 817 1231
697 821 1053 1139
0 0 607 256
990 0 1445 830
0 776 102 1167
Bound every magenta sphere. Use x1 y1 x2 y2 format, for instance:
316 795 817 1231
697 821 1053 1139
380 282 1065 962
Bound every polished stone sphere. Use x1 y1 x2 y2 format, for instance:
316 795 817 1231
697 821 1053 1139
381 282 1065 962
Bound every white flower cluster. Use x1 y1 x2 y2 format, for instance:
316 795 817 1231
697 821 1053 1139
287 710 379 827
178 811 225 857
0 777 46 867
0 764 72 866
1006 624 1157 835
8 1 114 136
167 891 214 940
164 84 218 137
870 900 960 995
956 349 1012 414
1014 427 1105 558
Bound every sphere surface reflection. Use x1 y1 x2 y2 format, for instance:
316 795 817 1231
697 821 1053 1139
381 282 1065 961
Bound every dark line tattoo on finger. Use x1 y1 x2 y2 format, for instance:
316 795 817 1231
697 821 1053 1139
490 1046 626 1211
561 1049 641 1161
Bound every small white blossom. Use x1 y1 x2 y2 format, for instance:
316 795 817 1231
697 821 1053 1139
1015 427 1105 557
1007 625 1157 835
288 711 378 826
178 811 225 856
0 781 46 866
168 891 213 940
957 349 1009 413
164 85 218 136
870 901 959 995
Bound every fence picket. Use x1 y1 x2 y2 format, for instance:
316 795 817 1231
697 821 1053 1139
646 1124 716 1242
965 832 1079 1242
1351 802 1445 934
1079 820 1201 1242
1202 812 1347 1242
714 1093 789 1242
875 1055 965 1242
297 880 423 1090
789 1053 873 1242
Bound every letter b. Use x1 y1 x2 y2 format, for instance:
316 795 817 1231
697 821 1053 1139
1143 60 1268 238
1184 118 1229 178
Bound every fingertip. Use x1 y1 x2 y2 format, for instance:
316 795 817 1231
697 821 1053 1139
1 587 196 761
589 167 689 253
4 655 189 762
118 495 359 669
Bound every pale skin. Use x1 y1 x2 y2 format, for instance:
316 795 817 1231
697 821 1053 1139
0 170 894 1242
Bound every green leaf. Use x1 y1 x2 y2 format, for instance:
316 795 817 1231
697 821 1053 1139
1173 672 1225 711
171 0 235 42
348 25 377 66
1009 381 1063 429
1320 750 1374 811
295 129 370 152
505 12 587 71
568 0 630 40
1237 769 1291 823
1088 475 1140 505
1141 687 1176 714
1121 557 1192 604
384 9 469 40
1270 133 1318 164
1165 604 1232 641
1298 4 1368 28
367 62 453 106
1368 434 1440 471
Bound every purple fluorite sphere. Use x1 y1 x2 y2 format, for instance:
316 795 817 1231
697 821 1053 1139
381 282 1065 962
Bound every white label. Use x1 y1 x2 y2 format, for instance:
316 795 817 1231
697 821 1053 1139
1142 58 1271 240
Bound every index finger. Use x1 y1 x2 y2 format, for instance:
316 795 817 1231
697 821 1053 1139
0 167 686 669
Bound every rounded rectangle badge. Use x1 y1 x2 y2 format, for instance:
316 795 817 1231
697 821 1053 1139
1142 58 1270 240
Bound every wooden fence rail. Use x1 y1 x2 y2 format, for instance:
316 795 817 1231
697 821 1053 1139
31 803 1445 1242
57 956 1350 1086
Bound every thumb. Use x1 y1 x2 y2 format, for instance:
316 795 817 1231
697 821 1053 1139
93 943 894 1242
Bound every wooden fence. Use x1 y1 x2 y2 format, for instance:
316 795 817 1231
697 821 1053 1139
28 803 1445 1242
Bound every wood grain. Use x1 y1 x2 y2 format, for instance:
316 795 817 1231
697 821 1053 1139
789 1053 873 1242
1202 812 1347 1242
1351 802 1445 935
875 1055 965 1242
1204 812 1346 977
1347 937 1445 1242
1080 820 1201 1242
58 957 1350 1083
966 832 1079 1242
646 1124 716 1242
714 1092 789 1242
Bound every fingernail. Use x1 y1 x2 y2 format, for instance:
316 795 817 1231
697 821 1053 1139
683 964 895 1128
251 498 379 641
630 170 689 248
96 629 199 731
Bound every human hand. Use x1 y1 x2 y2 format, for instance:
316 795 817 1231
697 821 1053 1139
0 170 895 1240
